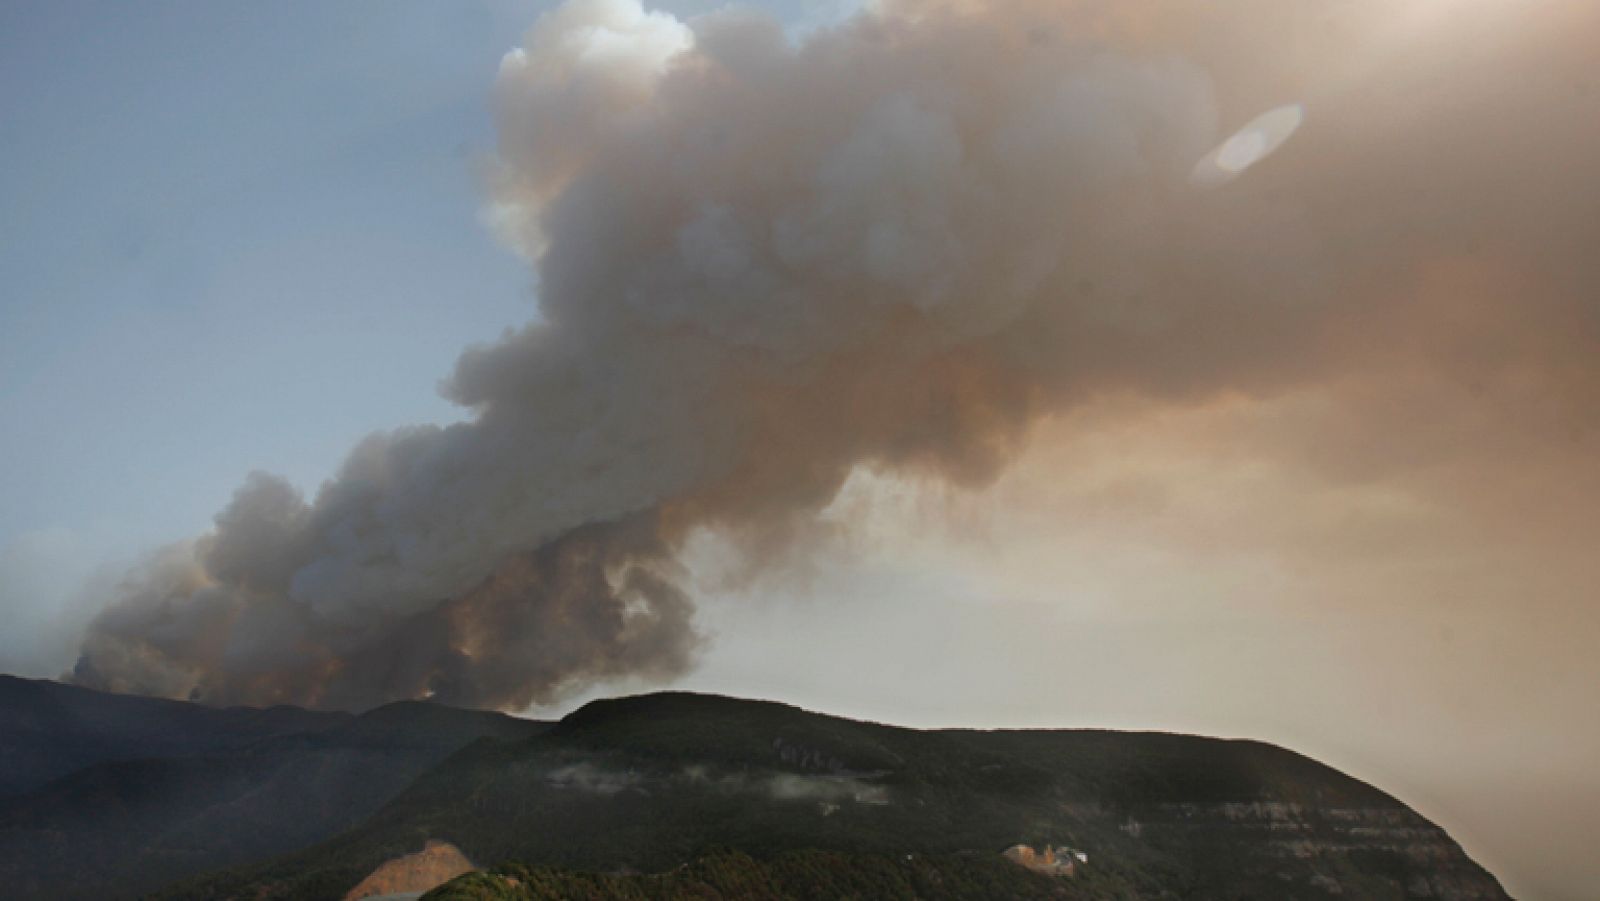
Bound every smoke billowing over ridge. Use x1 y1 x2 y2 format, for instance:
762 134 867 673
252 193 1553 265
72 0 1600 710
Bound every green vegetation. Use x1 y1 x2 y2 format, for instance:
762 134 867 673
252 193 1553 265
156 692 1505 901
421 849 1093 900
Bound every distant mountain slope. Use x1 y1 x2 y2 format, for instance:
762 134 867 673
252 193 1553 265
0 674 345 799
0 679 547 901
163 692 1507 901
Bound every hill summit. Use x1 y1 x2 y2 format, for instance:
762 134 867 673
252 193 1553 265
158 689 1507 900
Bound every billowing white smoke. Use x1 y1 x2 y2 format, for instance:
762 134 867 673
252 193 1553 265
72 0 1600 710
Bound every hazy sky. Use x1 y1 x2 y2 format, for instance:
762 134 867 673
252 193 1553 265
0 0 849 673
0 0 836 661
1 0 533 661
3 2 1597 899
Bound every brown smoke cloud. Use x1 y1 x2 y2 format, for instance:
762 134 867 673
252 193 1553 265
73 0 1600 711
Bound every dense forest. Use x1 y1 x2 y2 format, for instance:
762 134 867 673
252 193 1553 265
155 692 1505 900
421 849 1094 901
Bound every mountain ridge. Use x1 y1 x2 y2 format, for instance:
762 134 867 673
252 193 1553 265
158 689 1507 900
0 675 547 900
0 673 349 800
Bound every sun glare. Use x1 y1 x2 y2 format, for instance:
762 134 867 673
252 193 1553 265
1189 103 1305 187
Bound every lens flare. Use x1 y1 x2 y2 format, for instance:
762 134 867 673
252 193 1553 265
1190 104 1305 187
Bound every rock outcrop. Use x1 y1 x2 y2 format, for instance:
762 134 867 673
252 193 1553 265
343 840 474 901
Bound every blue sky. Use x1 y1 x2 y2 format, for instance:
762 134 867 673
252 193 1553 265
0 1 838 668
2 3 525 548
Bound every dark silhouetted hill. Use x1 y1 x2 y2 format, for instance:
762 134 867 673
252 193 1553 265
0 674 345 800
0 677 546 900
160 691 1508 901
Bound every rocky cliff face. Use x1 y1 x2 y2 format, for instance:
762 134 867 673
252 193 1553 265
343 840 473 901
1093 800 1505 899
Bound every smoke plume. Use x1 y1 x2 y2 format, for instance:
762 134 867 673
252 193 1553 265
73 0 1600 710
